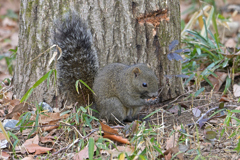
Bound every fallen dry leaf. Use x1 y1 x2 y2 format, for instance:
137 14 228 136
166 126 181 149
74 145 89 160
233 84 240 97
165 152 172 160
219 95 230 102
23 135 53 155
74 145 97 160
108 146 134 157
0 72 11 82
2 17 18 27
40 136 55 144
26 143 53 155
103 134 130 144
0 132 7 140
24 135 39 146
225 38 236 48
235 106 240 110
6 102 31 119
159 146 184 160
0 151 10 159
207 72 228 92
100 121 119 135
37 112 69 124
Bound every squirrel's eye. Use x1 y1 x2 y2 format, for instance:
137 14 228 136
142 83 147 87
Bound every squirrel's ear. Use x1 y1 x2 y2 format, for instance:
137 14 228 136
132 67 141 77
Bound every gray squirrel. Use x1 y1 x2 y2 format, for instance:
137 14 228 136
52 11 159 123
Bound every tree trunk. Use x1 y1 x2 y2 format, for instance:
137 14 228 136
14 0 183 107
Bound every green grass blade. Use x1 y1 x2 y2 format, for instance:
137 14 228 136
76 79 95 94
33 70 54 88
203 76 213 87
223 76 231 94
88 137 94 160
20 88 34 102
194 87 205 97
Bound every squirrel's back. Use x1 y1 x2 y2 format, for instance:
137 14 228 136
52 11 99 106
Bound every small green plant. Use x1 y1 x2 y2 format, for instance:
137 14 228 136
129 121 163 159
21 69 57 103
220 109 240 153
0 47 17 75
182 6 240 93
0 9 18 20
16 104 47 138
64 104 98 130
8 131 20 156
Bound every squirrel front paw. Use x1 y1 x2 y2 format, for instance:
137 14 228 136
145 97 159 105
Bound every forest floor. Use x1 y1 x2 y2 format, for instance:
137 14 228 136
0 0 240 159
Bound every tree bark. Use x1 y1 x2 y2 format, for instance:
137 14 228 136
14 0 183 106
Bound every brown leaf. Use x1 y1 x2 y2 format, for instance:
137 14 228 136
24 135 39 146
40 136 55 144
166 126 181 149
219 95 230 102
109 146 134 158
2 17 17 27
103 134 130 144
0 72 11 82
74 145 97 160
23 135 52 155
225 38 236 48
0 151 10 159
26 143 53 155
160 146 184 160
36 112 69 124
207 72 228 92
3 99 20 106
131 120 139 134
6 102 31 119
233 84 240 98
235 106 240 110
165 152 172 160
74 146 89 160
0 132 7 140
100 121 118 135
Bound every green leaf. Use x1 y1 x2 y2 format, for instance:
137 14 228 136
143 108 162 119
21 70 55 102
95 143 109 150
222 59 229 68
201 6 214 39
223 76 231 94
186 30 209 46
203 76 213 87
88 137 94 160
20 88 34 102
33 70 54 88
212 11 219 45
229 131 237 139
153 145 164 155
76 79 95 94
194 87 205 97
80 106 87 113
184 73 195 86
234 139 240 153
231 110 240 113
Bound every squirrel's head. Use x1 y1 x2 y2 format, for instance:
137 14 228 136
130 64 159 99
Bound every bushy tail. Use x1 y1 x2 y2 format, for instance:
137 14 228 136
52 11 99 106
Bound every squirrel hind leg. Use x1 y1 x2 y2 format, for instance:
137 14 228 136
97 97 127 123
